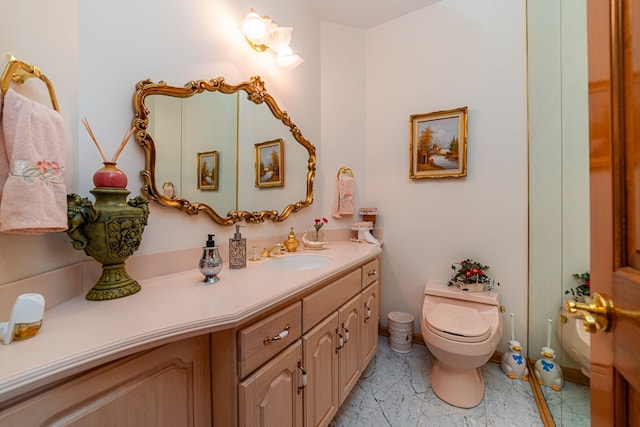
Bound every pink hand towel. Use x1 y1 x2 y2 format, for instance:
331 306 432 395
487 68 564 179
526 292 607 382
0 91 8 201
0 88 67 234
332 175 354 218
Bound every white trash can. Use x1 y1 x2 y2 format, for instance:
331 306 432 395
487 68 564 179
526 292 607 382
388 311 414 353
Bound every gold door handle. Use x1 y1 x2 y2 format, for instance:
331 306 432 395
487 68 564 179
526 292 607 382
565 292 640 333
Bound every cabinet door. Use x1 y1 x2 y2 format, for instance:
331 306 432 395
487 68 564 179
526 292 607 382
338 293 362 406
361 281 379 369
239 340 303 427
303 311 339 427
0 335 212 426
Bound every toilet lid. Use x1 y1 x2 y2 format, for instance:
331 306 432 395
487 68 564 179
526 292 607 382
425 303 491 343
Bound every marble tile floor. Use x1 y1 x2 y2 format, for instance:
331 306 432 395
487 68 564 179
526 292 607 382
330 336 590 427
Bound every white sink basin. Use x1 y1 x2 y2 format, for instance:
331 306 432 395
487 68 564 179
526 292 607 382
262 255 331 271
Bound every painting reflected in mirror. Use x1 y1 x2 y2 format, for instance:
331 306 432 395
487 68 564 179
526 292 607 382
197 151 219 191
132 76 315 225
255 139 284 188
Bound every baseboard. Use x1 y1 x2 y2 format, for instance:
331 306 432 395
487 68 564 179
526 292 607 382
378 326 589 385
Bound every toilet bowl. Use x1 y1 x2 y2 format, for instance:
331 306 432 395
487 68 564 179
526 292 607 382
557 306 590 377
420 282 503 408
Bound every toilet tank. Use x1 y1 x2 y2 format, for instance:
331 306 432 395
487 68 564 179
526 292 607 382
424 282 500 306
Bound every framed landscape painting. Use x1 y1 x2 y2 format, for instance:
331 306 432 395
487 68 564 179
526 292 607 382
409 106 468 179
255 138 284 188
197 150 219 190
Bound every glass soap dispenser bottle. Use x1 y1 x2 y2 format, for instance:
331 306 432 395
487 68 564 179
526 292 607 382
199 234 223 283
284 227 299 252
229 225 247 269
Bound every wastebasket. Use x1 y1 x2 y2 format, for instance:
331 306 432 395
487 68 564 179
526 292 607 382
388 311 414 353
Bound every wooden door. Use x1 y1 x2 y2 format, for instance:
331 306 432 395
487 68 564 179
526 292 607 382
303 311 339 427
361 281 380 368
588 0 640 424
239 340 303 427
337 293 362 406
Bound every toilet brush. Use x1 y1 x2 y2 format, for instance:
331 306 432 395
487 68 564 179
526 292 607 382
500 312 529 380
533 319 564 390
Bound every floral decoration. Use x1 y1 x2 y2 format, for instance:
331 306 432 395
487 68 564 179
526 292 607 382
312 217 328 240
448 258 499 289
13 160 64 185
565 272 590 301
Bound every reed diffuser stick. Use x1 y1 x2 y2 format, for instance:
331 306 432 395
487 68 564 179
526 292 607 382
111 127 135 163
81 117 108 163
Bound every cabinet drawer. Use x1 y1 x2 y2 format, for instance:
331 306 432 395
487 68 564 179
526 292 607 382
362 258 379 288
303 269 360 333
238 301 302 378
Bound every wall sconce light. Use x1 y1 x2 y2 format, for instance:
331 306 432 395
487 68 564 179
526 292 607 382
240 9 304 70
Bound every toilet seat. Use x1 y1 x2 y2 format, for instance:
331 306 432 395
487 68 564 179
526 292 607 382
425 303 491 343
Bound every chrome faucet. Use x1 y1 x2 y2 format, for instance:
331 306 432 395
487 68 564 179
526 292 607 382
261 243 285 257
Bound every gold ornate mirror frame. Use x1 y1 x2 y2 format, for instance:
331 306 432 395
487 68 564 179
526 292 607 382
132 76 316 225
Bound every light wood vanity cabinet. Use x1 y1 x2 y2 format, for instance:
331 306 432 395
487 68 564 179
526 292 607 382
217 256 380 427
239 340 304 427
0 335 212 426
0 249 381 427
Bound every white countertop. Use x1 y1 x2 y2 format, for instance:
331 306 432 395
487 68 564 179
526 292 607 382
0 241 381 402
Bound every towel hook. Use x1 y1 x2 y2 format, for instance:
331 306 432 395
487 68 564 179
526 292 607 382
1 54 59 112
337 166 354 178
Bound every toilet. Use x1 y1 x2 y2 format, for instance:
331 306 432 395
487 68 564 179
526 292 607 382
420 282 503 408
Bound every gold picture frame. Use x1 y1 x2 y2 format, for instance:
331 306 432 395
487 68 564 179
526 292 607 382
197 151 219 191
255 138 284 188
410 106 468 179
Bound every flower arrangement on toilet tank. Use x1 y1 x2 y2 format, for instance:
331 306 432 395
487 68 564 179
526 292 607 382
448 258 499 291
565 272 590 302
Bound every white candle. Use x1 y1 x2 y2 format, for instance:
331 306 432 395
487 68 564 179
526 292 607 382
547 318 552 348
510 313 515 341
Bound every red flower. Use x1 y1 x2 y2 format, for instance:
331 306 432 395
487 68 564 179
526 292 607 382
314 217 329 232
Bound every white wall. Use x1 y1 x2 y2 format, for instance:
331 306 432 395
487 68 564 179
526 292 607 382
1 0 530 352
76 0 324 253
362 0 529 351
0 0 85 284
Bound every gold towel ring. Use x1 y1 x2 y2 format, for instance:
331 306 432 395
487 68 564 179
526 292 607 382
1 54 60 112
337 166 354 178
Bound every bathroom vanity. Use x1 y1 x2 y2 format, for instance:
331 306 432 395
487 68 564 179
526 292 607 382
0 241 381 426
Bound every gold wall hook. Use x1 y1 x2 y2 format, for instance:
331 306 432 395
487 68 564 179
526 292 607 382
565 292 640 333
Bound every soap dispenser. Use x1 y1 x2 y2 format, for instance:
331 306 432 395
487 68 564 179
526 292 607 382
199 234 223 283
284 227 299 252
229 225 247 269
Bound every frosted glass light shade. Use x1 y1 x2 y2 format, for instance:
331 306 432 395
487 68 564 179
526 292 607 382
268 26 292 52
241 12 272 46
275 47 304 69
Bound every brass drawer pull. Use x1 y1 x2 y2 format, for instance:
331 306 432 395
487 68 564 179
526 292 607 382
364 304 372 322
263 324 290 344
367 269 377 277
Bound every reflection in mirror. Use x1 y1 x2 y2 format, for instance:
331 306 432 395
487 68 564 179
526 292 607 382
528 0 591 425
133 76 316 225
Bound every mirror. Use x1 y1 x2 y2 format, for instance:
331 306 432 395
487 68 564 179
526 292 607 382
528 0 591 425
132 76 316 225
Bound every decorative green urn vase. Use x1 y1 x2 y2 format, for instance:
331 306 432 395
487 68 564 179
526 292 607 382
66 188 149 301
